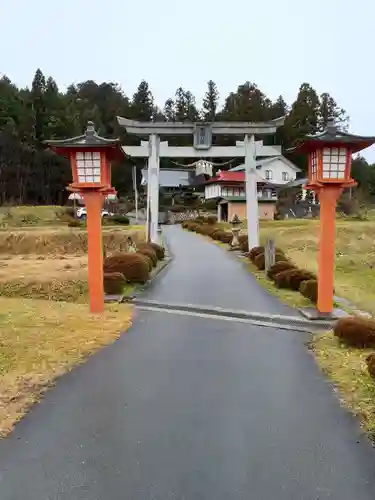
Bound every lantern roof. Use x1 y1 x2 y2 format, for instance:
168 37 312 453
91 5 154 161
44 121 125 161
289 119 375 155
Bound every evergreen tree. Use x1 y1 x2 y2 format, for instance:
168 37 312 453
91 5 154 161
284 83 320 146
164 98 175 121
0 72 357 203
131 80 155 121
271 95 288 119
221 82 272 122
319 92 348 131
30 68 47 143
202 80 219 121
174 88 199 121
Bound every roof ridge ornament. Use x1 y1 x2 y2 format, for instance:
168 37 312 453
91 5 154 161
326 116 338 135
86 121 96 137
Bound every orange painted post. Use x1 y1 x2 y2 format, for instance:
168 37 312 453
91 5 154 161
287 117 375 318
44 122 125 314
83 191 104 314
315 186 341 314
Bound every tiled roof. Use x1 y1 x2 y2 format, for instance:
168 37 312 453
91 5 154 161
205 171 245 184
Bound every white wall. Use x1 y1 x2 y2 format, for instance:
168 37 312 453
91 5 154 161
205 184 277 200
257 158 297 184
205 184 222 199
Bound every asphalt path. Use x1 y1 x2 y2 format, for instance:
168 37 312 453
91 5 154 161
0 226 374 499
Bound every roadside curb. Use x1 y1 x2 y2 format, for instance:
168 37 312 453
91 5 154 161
124 298 336 330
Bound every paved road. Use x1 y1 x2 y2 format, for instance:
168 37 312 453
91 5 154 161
1 227 375 499
145 225 296 315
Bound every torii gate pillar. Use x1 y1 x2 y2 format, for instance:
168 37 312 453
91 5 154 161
244 135 259 249
148 134 160 243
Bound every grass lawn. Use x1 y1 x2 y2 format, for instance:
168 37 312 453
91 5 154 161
311 330 375 439
0 297 132 436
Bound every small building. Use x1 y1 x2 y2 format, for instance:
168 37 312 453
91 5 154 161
204 155 301 221
141 167 195 195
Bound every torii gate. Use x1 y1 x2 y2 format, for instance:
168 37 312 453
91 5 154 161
117 116 285 249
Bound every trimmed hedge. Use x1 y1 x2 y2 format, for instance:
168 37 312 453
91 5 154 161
334 317 375 348
267 261 296 280
249 246 265 261
287 269 316 291
216 231 232 244
300 279 318 303
148 242 165 260
274 268 295 288
366 353 375 379
253 251 286 270
112 215 130 225
104 252 150 283
238 234 249 252
206 215 218 225
137 247 157 267
103 272 126 294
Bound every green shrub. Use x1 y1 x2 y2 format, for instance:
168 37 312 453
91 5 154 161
103 272 126 294
334 317 375 348
366 353 375 379
68 219 82 228
148 242 165 260
112 215 130 225
103 252 150 283
267 261 296 280
300 279 318 303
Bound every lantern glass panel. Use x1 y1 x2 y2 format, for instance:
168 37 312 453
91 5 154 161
76 152 101 183
310 151 318 180
321 147 348 180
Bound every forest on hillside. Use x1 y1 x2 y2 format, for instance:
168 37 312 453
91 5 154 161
0 69 374 205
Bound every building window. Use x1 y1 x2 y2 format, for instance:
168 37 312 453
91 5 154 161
265 169 273 180
282 172 289 181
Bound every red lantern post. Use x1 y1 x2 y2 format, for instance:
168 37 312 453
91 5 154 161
45 122 125 313
290 119 375 316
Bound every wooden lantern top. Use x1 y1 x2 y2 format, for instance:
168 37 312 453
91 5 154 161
44 121 125 162
289 119 375 156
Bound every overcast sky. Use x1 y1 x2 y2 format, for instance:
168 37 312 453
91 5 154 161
1 0 375 160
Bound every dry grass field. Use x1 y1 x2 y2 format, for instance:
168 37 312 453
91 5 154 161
0 206 144 435
0 298 132 436
258 219 375 316
258 219 375 436
0 226 145 301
